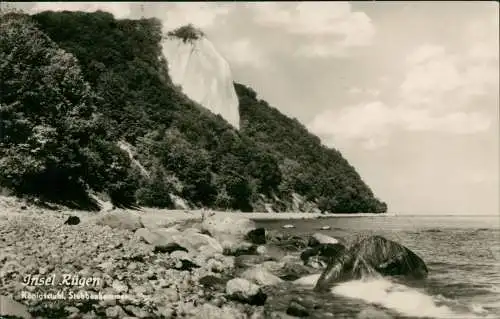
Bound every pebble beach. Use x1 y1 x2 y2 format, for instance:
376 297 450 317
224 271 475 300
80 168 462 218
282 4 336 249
0 196 328 319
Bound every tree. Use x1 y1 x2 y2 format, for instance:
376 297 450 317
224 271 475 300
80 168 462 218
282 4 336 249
0 13 137 208
246 151 282 196
167 24 205 43
135 166 173 208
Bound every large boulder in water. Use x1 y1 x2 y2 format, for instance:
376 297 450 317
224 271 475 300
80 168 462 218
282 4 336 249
315 235 428 291
350 236 428 279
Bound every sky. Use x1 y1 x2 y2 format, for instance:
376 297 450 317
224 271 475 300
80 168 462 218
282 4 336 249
8 2 500 215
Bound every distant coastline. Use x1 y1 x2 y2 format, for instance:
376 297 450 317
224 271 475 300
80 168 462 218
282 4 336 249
164 210 392 221
234 212 392 220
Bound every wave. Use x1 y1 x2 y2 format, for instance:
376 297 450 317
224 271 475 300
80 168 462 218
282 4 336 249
291 272 498 318
330 277 496 319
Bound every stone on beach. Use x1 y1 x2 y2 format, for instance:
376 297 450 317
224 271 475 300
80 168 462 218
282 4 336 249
266 230 308 251
260 261 285 273
300 243 346 267
64 215 80 225
201 213 256 238
172 230 224 253
105 305 128 318
135 227 164 244
286 300 310 317
226 278 268 306
199 275 229 291
175 259 200 271
95 211 143 231
153 242 188 254
308 233 339 246
111 280 129 293
135 226 224 255
194 303 247 319
235 255 275 269
293 274 322 286
277 261 316 281
246 227 267 245
256 245 267 255
241 266 284 286
222 239 258 256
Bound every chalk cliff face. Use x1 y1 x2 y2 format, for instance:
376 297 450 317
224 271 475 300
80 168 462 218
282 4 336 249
161 27 240 129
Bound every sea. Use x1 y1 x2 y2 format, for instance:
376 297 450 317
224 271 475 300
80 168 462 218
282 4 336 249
255 214 500 319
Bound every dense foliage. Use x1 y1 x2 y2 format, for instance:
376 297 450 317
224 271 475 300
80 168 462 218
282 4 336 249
236 84 387 214
0 10 387 213
0 12 138 209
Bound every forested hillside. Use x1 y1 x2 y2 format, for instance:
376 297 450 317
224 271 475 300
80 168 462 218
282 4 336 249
236 84 387 214
0 10 387 214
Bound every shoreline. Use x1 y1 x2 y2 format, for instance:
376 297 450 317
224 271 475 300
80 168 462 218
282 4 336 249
137 208 390 222
0 195 390 222
227 212 390 220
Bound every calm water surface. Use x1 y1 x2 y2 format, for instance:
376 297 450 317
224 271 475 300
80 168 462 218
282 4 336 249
255 215 500 319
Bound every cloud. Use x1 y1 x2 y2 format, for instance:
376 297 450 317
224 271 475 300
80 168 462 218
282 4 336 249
467 171 498 184
400 45 462 108
160 3 231 31
308 101 394 148
250 2 375 57
349 87 362 94
348 87 379 97
405 44 446 65
308 100 492 150
401 43 498 109
219 38 267 67
309 21 498 149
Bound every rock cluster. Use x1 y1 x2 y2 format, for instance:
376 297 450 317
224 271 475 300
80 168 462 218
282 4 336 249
0 211 322 318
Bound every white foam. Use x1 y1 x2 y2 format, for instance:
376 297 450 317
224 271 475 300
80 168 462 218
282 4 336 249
331 278 493 319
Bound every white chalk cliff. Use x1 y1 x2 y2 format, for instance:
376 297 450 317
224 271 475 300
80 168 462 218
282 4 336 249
161 27 240 129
